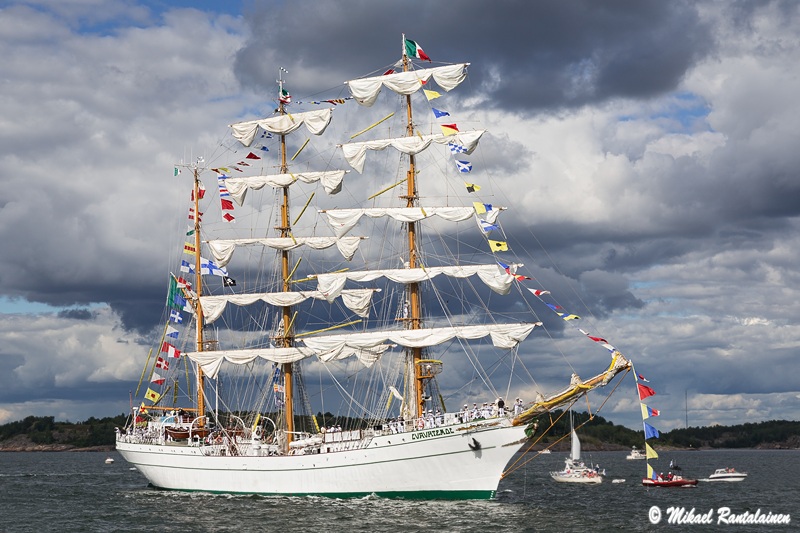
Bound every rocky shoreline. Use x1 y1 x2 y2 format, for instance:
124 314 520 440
0 435 114 452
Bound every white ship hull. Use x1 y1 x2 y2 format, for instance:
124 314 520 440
117 419 528 499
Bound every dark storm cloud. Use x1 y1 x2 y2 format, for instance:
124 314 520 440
236 0 713 111
57 308 95 320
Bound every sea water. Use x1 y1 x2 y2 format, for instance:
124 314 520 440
0 449 796 532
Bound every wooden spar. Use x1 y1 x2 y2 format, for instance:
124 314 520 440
278 71 295 445
291 138 310 161
511 353 632 426
193 168 206 424
285 257 302 283
135 347 153 397
295 319 362 337
368 178 407 200
285 311 299 337
292 192 315 225
291 267 349 284
350 113 395 139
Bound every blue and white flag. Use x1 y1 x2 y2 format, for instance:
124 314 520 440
456 160 472 173
181 257 228 277
448 142 468 154
478 219 498 233
169 310 183 324
201 257 228 277
166 325 180 339
432 107 450 118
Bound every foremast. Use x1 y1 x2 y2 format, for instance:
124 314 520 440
192 166 206 422
400 37 425 420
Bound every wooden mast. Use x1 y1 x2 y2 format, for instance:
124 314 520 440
193 166 206 422
277 69 294 445
401 36 425 419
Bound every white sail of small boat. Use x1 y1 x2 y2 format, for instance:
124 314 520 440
550 412 603 484
571 426 581 463
116 34 632 499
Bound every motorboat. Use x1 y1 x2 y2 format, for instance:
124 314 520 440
703 467 747 482
626 446 645 460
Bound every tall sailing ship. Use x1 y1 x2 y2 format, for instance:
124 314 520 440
116 36 632 499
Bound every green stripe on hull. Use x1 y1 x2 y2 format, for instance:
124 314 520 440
149 484 495 500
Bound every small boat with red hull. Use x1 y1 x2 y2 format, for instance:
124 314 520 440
642 475 698 487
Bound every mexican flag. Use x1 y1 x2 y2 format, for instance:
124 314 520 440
404 38 431 61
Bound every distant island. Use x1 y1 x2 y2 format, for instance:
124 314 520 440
1 411 799 452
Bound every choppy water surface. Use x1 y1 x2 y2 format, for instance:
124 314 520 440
0 449 796 532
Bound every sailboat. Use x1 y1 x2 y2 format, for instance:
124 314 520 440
550 412 603 484
115 35 632 499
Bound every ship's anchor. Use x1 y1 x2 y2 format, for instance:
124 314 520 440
468 438 481 451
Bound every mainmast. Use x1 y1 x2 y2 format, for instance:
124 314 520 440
401 35 425 419
277 68 295 444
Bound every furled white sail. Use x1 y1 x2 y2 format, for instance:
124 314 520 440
207 236 364 267
187 322 537 379
225 171 347 205
346 64 469 107
315 264 517 297
323 207 478 238
341 130 485 174
199 289 377 323
230 108 333 146
187 344 392 380
302 323 539 352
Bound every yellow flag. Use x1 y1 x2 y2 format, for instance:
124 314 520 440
465 182 481 193
440 124 458 136
423 89 441 100
183 242 196 255
473 201 487 214
488 240 508 252
647 463 655 479
144 388 161 403
646 442 659 459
